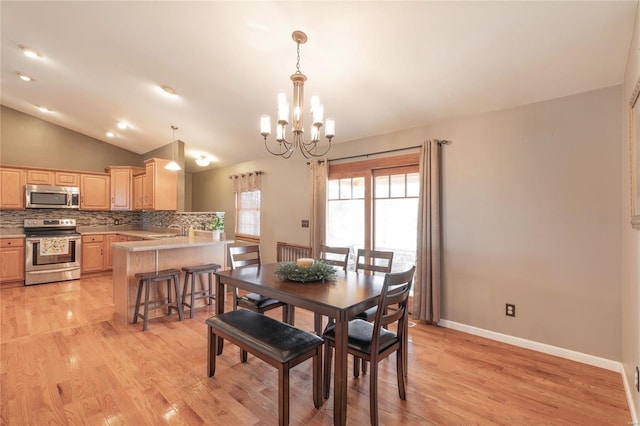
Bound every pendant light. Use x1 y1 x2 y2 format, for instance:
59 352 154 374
165 125 181 171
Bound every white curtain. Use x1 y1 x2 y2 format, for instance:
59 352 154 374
413 140 443 323
230 171 262 193
309 159 327 258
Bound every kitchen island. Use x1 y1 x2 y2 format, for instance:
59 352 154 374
112 236 232 324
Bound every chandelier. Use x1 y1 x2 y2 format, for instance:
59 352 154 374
260 31 335 159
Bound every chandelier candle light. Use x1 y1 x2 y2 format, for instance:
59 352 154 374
260 31 335 159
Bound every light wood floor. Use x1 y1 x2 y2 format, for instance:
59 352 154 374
0 275 631 425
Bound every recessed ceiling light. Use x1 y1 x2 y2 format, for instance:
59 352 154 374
195 155 210 167
106 132 116 138
117 121 129 130
20 46 41 59
160 85 177 96
17 73 34 82
37 106 51 113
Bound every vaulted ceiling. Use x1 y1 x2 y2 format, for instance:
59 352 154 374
1 1 636 170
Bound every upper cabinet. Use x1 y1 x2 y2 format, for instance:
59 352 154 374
26 169 53 185
80 173 110 210
0 167 26 209
143 158 177 211
25 169 79 187
106 166 145 211
133 171 144 211
54 171 80 186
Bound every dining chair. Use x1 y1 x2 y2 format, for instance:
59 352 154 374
353 248 394 375
318 245 350 270
228 245 293 328
313 245 350 332
322 265 415 426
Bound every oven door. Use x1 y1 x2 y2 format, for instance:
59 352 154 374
25 235 82 285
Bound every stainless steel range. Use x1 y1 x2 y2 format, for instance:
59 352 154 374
24 218 81 285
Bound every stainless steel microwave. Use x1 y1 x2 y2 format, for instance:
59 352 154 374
25 184 80 209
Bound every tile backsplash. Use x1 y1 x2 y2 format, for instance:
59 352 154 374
0 210 224 232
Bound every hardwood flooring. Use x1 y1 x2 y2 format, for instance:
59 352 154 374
0 275 631 425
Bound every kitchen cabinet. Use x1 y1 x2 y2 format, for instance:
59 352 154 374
106 166 144 211
107 167 132 210
81 235 105 273
0 167 26 209
143 158 177 211
0 238 24 283
54 171 80 186
80 173 110 210
26 169 79 187
26 169 54 185
105 234 128 269
133 173 144 210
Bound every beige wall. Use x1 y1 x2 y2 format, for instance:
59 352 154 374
0 106 143 171
194 85 624 363
622 1 640 416
191 157 311 263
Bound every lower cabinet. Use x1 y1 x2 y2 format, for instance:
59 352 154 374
105 234 128 269
0 238 24 284
83 234 137 274
82 235 105 273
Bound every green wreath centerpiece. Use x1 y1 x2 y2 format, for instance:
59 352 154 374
275 261 337 283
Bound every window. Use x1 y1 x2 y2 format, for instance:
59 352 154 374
326 154 419 272
236 190 261 237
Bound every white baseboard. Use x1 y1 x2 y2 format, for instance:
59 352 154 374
438 319 621 371
621 369 639 425
438 320 638 424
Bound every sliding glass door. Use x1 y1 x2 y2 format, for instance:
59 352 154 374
326 155 419 272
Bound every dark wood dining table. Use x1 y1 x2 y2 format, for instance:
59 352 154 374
214 263 385 426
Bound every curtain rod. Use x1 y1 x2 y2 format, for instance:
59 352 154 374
326 139 450 163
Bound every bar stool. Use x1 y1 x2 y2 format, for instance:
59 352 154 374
133 268 183 331
182 263 221 318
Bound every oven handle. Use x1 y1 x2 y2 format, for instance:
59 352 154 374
26 236 81 243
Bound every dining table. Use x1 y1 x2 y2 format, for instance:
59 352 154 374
214 262 385 426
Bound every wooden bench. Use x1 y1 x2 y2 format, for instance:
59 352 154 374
206 310 324 426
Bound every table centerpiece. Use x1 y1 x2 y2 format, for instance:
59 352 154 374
275 259 337 283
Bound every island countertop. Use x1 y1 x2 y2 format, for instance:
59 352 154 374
112 236 234 252
112 236 231 323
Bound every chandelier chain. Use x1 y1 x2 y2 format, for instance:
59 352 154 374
295 42 302 75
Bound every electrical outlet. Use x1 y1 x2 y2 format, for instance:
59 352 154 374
301 220 309 228
635 366 639 392
505 303 516 317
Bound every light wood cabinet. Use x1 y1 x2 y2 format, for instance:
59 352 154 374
0 238 24 283
105 234 128 269
143 158 177 211
26 169 54 185
106 166 144 211
80 173 110 210
0 167 26 209
54 171 80 186
107 167 132 210
133 173 144 210
81 235 105 273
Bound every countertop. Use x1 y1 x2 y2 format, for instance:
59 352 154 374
112 236 233 252
0 229 25 238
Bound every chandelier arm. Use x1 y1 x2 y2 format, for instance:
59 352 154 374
300 139 332 158
264 137 294 157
